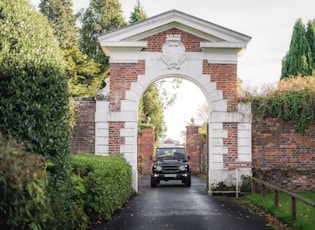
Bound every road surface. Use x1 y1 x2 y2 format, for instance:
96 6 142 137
90 175 272 230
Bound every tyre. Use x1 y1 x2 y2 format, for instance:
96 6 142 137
151 177 158 187
184 175 191 187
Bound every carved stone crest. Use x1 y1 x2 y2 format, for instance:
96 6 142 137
162 34 186 69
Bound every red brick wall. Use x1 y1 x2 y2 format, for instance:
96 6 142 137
186 125 201 174
138 128 155 175
110 61 145 112
203 62 238 111
70 99 95 154
109 122 125 156
223 123 238 164
141 28 207 52
252 116 315 192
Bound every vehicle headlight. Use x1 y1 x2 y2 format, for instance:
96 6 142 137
156 165 162 171
179 165 185 171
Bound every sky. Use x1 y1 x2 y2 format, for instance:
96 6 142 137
30 0 315 142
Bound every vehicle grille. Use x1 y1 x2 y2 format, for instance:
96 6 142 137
162 165 178 173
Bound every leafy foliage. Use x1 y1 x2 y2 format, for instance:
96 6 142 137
39 0 100 97
70 154 134 227
78 0 126 74
244 76 315 133
0 136 50 230
138 84 166 142
0 0 74 228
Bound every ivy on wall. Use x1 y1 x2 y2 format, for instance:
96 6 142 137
241 76 315 133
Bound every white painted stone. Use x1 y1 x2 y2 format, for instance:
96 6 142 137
95 122 109 130
120 128 135 137
123 152 135 165
210 123 223 129
120 144 135 153
130 82 145 95
121 100 138 112
212 100 227 112
237 154 251 162
209 90 223 102
238 123 251 130
238 146 251 155
136 74 150 88
96 136 109 145
95 101 109 122
238 138 251 147
210 162 225 170
124 122 137 129
210 129 228 138
180 58 203 75
108 111 137 122
210 146 228 155
204 82 217 94
125 90 139 102
95 145 109 155
211 138 224 147
196 74 211 86
238 129 252 139
211 154 224 163
125 137 135 145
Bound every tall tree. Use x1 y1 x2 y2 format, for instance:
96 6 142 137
129 0 147 23
78 0 126 74
39 0 100 97
281 18 313 79
306 19 315 75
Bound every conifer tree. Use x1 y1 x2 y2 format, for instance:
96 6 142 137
281 18 313 79
129 0 147 23
39 0 100 97
306 19 315 75
78 0 126 74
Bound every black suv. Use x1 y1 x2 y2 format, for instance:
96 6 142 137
151 147 191 187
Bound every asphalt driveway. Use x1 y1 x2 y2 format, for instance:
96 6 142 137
90 175 272 230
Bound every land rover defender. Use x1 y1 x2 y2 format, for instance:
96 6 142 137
151 146 191 187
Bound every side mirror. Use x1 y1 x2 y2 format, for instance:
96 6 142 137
187 155 191 160
150 155 153 160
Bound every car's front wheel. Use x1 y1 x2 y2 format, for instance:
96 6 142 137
151 177 158 187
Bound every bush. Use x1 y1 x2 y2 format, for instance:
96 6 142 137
71 154 134 227
0 136 50 229
0 1 73 228
241 76 315 133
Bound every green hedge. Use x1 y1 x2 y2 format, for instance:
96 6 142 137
0 136 50 229
70 154 134 228
0 1 74 228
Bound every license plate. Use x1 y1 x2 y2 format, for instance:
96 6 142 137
165 174 176 177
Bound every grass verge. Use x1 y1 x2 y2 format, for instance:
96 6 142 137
247 192 315 230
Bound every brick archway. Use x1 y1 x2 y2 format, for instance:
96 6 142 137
95 10 252 192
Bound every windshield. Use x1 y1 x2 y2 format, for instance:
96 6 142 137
155 147 186 160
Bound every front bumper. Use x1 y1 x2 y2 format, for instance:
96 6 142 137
152 172 190 179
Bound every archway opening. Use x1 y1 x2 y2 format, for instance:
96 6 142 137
137 77 209 190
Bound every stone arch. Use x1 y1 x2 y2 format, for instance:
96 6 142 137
95 10 252 193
